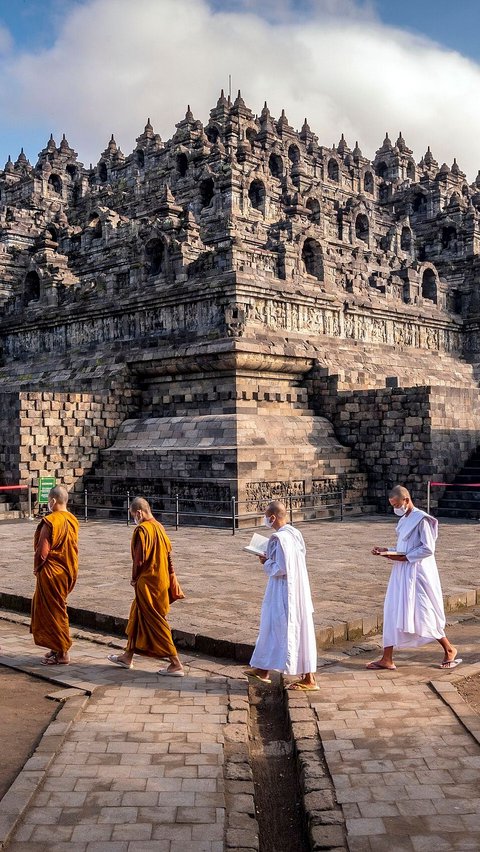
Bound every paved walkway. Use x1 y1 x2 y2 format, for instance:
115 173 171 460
1 613 480 849
0 616 255 852
303 613 480 852
0 516 479 648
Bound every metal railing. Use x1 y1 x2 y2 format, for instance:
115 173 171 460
0 483 33 518
0 483 352 531
427 479 480 516
65 488 347 533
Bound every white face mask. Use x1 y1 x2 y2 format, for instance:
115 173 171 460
263 515 275 528
393 505 408 517
47 500 54 512
133 512 142 525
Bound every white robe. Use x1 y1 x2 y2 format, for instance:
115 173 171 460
250 524 317 674
383 508 446 649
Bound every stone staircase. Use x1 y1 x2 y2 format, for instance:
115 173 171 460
436 449 480 518
82 412 375 525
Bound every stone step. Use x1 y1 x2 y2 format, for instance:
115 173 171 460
84 410 370 526
437 508 480 519
438 497 480 508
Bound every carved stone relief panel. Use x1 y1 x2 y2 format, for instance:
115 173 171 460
245 479 305 511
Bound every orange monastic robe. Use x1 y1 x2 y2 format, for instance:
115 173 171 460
126 518 177 658
31 510 79 653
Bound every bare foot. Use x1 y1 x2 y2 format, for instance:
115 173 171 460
442 646 457 664
41 653 70 666
366 660 396 670
287 680 319 691
244 668 271 683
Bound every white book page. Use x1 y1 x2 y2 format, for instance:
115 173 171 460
243 532 269 556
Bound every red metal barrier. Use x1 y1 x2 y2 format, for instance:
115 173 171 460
0 482 32 518
430 482 480 487
427 480 480 514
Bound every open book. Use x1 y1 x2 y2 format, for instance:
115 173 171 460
243 532 269 556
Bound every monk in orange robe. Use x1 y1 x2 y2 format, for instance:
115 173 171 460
31 485 79 665
108 497 184 675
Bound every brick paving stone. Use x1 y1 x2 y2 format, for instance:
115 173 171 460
346 839 373 852
71 825 114 842
346 817 386 836
0 620 250 852
312 618 480 851
369 839 414 852
357 803 400 819
3 560 480 851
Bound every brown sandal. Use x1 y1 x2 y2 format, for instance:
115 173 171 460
41 653 69 666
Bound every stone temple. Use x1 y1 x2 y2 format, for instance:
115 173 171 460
1 91 480 520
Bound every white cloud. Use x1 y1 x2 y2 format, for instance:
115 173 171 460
0 0 478 177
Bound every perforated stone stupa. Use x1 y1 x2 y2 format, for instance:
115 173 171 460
2 92 480 516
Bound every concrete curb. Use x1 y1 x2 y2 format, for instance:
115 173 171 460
0 687 89 849
225 679 260 851
285 687 348 851
2 588 479 661
0 591 255 663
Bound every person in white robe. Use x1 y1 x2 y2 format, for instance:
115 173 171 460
246 500 318 691
368 485 461 671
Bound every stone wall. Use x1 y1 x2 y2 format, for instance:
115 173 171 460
429 387 480 503
0 388 138 508
309 375 480 510
0 392 21 486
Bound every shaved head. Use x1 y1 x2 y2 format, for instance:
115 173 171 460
130 496 152 513
389 486 411 501
266 500 287 519
49 485 69 505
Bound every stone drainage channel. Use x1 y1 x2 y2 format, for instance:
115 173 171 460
248 676 307 852
247 675 345 852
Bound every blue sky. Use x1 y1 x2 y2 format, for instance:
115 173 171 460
376 0 480 61
0 0 77 50
0 0 478 176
